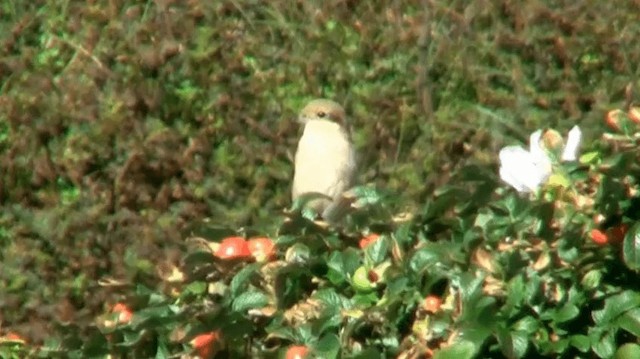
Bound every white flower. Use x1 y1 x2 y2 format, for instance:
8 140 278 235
499 126 581 193
561 125 582 161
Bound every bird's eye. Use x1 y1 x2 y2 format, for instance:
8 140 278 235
317 111 326 118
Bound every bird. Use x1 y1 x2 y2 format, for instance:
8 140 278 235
292 99 356 222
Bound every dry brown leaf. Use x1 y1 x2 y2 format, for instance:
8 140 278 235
472 247 496 273
248 306 277 318
532 252 551 271
284 299 323 326
482 275 505 296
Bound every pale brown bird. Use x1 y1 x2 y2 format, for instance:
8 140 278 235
292 99 356 221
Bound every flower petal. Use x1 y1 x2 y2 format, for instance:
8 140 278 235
561 125 581 161
529 130 545 159
499 146 551 193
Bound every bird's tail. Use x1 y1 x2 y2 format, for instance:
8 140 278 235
322 191 356 224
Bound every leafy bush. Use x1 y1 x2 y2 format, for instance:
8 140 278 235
3 110 636 358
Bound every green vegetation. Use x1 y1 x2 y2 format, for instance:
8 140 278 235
1 1 639 358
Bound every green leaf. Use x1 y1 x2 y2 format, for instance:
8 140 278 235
547 173 571 188
312 288 352 311
342 248 362 273
386 277 410 298
433 340 478 359
232 291 269 312
554 304 580 323
497 329 529 359
230 263 260 296
133 304 175 325
326 252 347 285
569 335 590 352
456 274 497 348
592 331 615 358
409 242 456 273
184 281 207 295
352 292 379 307
592 291 640 325
185 222 237 241
348 348 383 359
622 223 640 271
523 274 542 305
264 322 297 342
504 275 526 312
579 151 600 164
352 186 384 205
513 316 538 334
326 248 361 286
474 211 493 232
182 251 215 269
155 339 170 359
504 194 529 219
581 269 603 291
365 235 389 265
275 235 298 246
315 333 340 359
616 308 640 337
392 224 414 246
118 330 146 347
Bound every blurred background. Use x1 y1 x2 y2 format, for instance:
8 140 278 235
0 0 638 341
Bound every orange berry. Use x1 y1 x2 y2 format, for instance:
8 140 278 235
629 107 640 124
3 332 25 343
590 229 608 245
112 302 133 323
215 237 251 260
247 237 276 262
285 345 309 359
423 295 442 314
605 109 623 132
359 233 380 249
191 331 222 359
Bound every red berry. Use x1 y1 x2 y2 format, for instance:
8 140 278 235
215 236 251 260
423 295 442 314
191 331 222 359
359 233 380 249
248 237 276 262
3 332 25 343
112 302 133 323
590 229 608 245
286 345 309 359
367 269 379 283
605 110 623 132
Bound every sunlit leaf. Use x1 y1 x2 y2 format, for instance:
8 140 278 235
579 151 600 164
622 223 640 271
592 291 640 325
232 291 269 312
433 340 478 359
592 331 615 359
616 308 640 337
315 333 340 359
569 335 590 353
497 329 529 359
230 263 261 296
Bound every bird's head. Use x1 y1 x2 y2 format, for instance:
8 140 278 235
298 99 347 127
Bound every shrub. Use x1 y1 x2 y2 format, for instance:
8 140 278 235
22 109 640 358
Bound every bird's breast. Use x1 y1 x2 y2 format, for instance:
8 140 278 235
292 121 355 201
